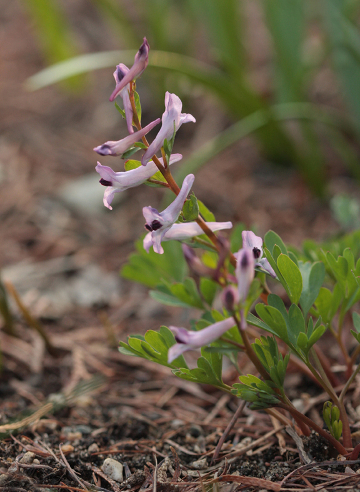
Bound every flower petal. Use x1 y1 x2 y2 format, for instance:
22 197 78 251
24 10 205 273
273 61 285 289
142 222 232 253
167 343 193 363
257 258 277 278
109 38 149 102
167 317 235 362
235 248 255 302
94 118 160 157
141 92 195 165
142 174 194 254
160 174 195 224
113 63 134 134
242 231 263 260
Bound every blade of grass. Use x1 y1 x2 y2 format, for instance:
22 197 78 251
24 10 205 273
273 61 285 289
0 275 15 336
5 281 58 357
166 102 356 204
324 0 360 134
19 0 82 89
264 0 305 102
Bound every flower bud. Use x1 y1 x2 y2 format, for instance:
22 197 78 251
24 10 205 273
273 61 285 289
221 285 240 312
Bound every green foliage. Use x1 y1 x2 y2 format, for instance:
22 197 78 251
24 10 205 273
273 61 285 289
323 401 343 441
299 261 326 317
230 223 245 253
119 326 188 369
323 249 360 310
330 194 360 231
315 284 343 324
324 0 360 133
182 193 199 222
163 122 176 161
121 237 187 288
351 312 360 343
115 101 126 119
277 254 303 305
121 142 147 160
252 336 289 388
252 294 326 357
198 200 216 222
172 355 226 389
265 230 288 256
231 375 280 410
199 278 218 306
134 91 142 125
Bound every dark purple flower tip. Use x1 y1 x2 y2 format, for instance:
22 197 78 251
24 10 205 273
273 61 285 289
241 253 250 268
145 219 162 232
115 65 127 83
99 178 112 187
222 285 239 312
138 38 149 58
94 144 111 156
253 247 261 259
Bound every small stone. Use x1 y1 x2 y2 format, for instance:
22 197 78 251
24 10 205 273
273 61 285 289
170 419 184 429
102 458 124 483
189 425 203 438
20 452 35 464
61 444 74 454
33 459 40 465
88 443 99 454
191 457 207 470
75 425 92 434
66 431 82 441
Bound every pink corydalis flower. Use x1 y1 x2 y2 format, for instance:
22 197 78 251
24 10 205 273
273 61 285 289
93 119 160 157
235 248 255 302
143 174 195 254
168 317 236 363
113 63 134 134
242 231 276 278
109 38 150 102
141 92 196 166
96 154 182 210
143 221 233 253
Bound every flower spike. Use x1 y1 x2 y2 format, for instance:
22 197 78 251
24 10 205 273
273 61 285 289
143 221 232 253
143 174 195 254
109 38 150 102
141 92 195 166
93 119 160 157
96 154 182 210
168 317 235 363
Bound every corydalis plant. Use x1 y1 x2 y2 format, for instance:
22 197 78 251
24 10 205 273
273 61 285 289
95 38 360 458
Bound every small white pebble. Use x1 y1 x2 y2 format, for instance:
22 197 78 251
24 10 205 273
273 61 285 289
102 458 124 483
191 457 207 470
88 443 99 453
20 452 35 464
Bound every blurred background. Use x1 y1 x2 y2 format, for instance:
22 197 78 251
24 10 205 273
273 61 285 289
1 0 360 401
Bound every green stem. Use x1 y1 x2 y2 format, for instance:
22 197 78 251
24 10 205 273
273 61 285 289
339 362 360 405
233 314 269 381
351 344 360 366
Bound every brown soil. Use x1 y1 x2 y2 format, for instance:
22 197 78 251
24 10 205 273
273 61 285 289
1 2 360 491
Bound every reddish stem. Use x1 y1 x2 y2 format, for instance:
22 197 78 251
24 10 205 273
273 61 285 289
277 403 348 455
